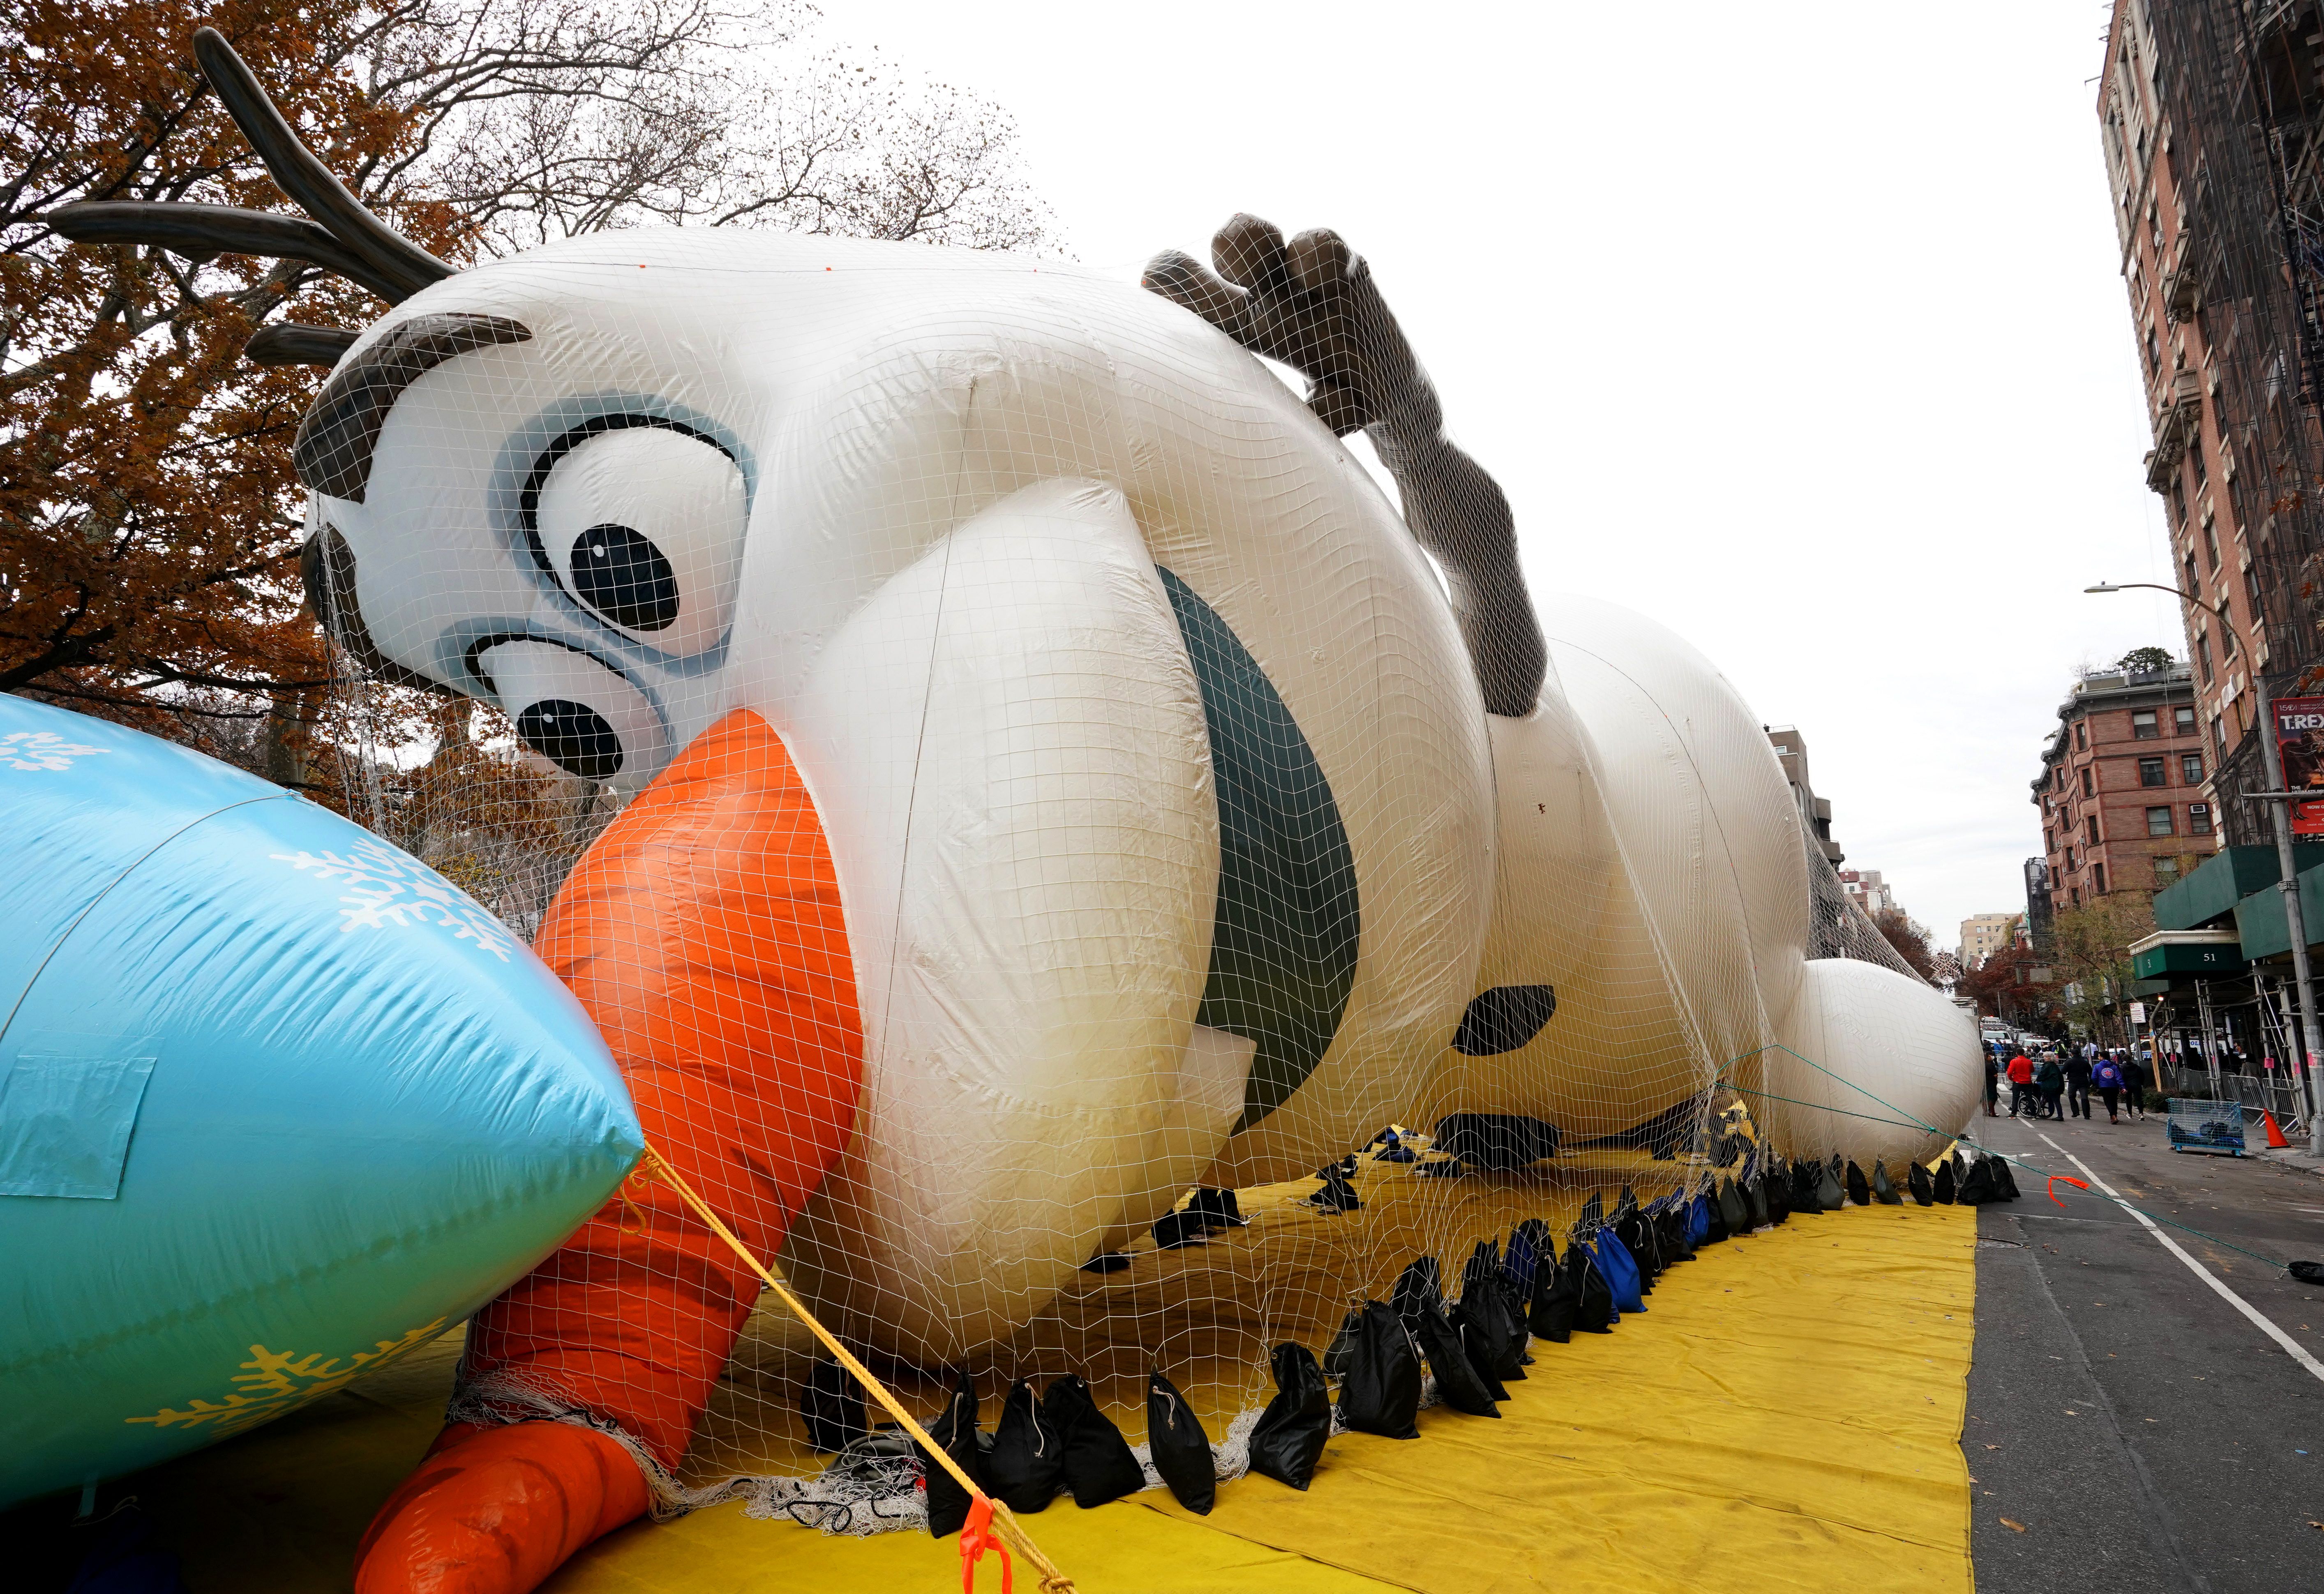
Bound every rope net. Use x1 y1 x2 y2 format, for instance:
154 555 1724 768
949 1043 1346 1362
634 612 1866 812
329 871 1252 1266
302 223 1983 1537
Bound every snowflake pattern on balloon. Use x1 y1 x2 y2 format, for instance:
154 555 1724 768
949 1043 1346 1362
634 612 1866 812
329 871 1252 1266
1 729 109 771
269 839 515 961
125 1318 449 1436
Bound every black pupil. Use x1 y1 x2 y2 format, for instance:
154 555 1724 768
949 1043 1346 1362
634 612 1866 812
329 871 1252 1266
515 699 623 780
570 523 679 632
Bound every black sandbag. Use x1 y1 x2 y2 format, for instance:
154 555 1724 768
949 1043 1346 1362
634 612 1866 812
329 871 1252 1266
919 1368 990 1538
1872 1159 1902 1205
1907 1161 1934 1206
1570 1243 1616 1333
1413 1298 1500 1416
1699 1187 1729 1244
1993 1158 2022 1201
1460 1244 1530 1380
1188 1186 1249 1227
1153 1209 1210 1250
1248 1342 1333 1490
1789 1160 1822 1215
1659 1206 1695 1262
801 1354 868 1453
1574 1191 1604 1234
1391 1255 1445 1330
1311 1165 1362 1212
1933 1158 1957 1205
1528 1240 1574 1343
1614 1183 1640 1224
1614 1212 1657 1290
1957 1156 1995 1205
1763 1165 1789 1225
1717 1175 1749 1235
1043 1375 1147 1508
1337 1300 1423 1438
1145 1370 1215 1514
1845 1160 1872 1207
988 1377 1065 1513
1449 1303 1512 1401
1816 1158 1847 1211
2290 1259 2324 1285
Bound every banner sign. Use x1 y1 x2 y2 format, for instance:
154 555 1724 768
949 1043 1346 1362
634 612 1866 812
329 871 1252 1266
2273 696 2324 835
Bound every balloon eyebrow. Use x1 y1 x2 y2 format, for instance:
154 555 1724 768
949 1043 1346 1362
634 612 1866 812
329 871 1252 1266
293 314 533 503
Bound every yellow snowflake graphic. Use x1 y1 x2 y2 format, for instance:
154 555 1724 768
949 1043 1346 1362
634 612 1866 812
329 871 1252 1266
126 1318 448 1436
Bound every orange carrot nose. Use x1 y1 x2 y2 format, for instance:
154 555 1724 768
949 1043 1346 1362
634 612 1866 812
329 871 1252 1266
358 709 862 1594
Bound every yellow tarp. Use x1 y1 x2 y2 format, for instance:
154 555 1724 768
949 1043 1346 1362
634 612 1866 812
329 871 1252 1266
126 1197 1976 1594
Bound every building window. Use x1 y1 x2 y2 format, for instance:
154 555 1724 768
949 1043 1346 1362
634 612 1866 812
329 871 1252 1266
2214 715 2228 754
2190 802 2212 835
2193 443 2209 490
2140 756 2167 786
2199 634 2214 683
2156 857 2181 886
2184 550 2199 592
2248 564 2264 614
2075 722 2089 751
2205 522 2222 569
2082 766 2095 796
2086 814 2100 844
2133 709 2160 738
2071 885 2083 907
2093 861 2108 894
2220 604 2238 655
2147 805 2174 836
2175 705 2197 736
2182 751 2204 782
2066 846 2077 872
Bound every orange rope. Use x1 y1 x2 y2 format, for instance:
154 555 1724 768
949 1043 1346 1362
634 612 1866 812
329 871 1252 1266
636 1144 1075 1592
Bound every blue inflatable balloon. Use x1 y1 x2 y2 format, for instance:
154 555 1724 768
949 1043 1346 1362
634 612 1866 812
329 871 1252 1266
0 697 642 1507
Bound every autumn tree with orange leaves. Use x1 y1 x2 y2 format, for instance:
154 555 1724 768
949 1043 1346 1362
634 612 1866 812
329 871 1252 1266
3 0 1055 796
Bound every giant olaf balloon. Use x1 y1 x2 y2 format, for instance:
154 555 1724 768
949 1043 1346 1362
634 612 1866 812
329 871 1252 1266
52 30 1978 1592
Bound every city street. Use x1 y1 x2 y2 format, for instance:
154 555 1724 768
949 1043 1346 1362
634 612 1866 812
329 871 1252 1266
1962 1108 2324 1592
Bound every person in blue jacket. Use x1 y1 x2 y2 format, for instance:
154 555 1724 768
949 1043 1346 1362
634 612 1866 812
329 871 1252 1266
2091 1054 2128 1123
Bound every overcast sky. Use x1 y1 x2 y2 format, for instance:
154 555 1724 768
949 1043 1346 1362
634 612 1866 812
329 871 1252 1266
817 0 2168 948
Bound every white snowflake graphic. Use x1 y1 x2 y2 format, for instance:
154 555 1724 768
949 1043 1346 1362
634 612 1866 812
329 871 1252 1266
270 839 515 961
2 730 109 771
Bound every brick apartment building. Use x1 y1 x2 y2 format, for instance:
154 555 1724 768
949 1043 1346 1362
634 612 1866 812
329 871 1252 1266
2035 662 2214 907
2097 4 2324 841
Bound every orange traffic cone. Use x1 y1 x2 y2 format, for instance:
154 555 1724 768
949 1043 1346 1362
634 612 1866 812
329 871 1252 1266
2264 1111 2292 1149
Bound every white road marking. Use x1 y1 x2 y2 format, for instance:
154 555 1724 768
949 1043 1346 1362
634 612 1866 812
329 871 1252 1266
2037 1133 2324 1386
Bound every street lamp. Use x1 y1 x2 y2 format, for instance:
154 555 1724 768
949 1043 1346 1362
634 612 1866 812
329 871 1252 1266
2087 579 2324 1152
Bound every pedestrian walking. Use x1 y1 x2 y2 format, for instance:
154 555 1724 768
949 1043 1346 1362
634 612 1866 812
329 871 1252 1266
2122 1050 2151 1119
2065 1049 2093 1119
2007 1052 2035 1117
2035 1054 2065 1120
2092 1054 2127 1123
1984 1056 2000 1117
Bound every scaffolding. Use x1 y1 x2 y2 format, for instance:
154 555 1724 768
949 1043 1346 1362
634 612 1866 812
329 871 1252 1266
2134 1 2324 843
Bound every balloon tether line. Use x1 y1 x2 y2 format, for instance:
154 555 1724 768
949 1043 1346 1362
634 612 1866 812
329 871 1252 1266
636 1144 1072 1592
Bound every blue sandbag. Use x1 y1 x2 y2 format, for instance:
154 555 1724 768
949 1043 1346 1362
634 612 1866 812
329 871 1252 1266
0 698 642 1507
1592 1230 1646 1315
1687 1192 1711 1247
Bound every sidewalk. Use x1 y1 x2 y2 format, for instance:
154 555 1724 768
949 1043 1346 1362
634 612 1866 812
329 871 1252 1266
2259 1143 2324 1181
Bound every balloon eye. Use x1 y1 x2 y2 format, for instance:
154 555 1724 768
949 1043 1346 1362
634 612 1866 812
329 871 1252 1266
515 698 623 780
569 523 678 632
